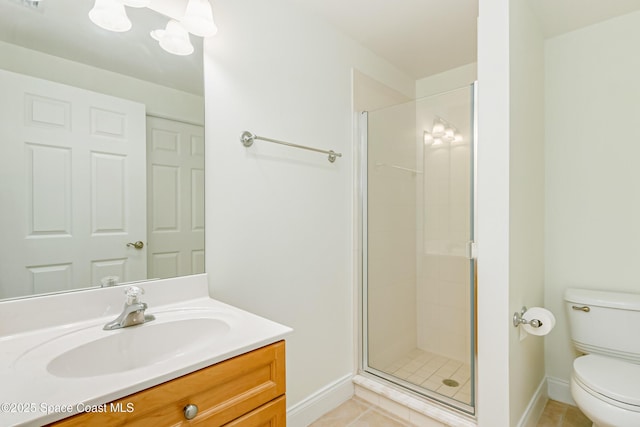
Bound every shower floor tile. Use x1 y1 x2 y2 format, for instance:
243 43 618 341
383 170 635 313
383 348 472 405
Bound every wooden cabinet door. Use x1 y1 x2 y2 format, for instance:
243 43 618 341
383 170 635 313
222 397 286 427
49 341 285 427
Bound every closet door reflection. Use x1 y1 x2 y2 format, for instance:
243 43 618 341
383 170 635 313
363 85 475 413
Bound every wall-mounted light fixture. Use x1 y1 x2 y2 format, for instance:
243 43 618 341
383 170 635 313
88 0 217 56
423 117 463 147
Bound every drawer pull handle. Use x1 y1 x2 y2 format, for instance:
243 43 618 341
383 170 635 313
572 305 590 312
184 404 199 420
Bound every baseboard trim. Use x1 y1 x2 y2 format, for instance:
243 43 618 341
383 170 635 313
547 376 575 406
287 373 354 427
517 376 548 427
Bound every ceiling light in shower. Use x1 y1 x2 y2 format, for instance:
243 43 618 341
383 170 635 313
425 117 463 147
445 126 455 139
423 131 434 145
432 119 445 137
89 0 132 32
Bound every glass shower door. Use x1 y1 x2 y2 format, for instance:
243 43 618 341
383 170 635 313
362 84 475 413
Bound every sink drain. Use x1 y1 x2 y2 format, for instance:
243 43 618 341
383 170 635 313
442 379 459 387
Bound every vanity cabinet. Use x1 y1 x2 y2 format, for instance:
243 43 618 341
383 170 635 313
48 341 286 427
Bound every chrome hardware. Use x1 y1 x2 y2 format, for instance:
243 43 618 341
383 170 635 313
184 404 198 420
572 305 591 312
240 130 343 163
103 286 155 330
513 306 543 328
126 241 144 249
465 241 478 260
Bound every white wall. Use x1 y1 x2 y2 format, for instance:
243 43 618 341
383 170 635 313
545 10 640 391
508 0 546 425
478 0 546 424
203 0 414 420
476 0 511 423
416 63 477 99
0 41 203 124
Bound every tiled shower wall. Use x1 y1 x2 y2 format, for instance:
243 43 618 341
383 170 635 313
416 89 472 363
367 101 417 368
367 87 472 369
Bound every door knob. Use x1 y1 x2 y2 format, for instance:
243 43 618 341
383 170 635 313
126 241 144 249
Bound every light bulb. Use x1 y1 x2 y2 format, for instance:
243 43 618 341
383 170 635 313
182 0 218 37
445 127 454 139
151 20 194 56
432 119 445 137
89 0 131 32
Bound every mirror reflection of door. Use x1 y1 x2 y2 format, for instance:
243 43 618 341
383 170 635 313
0 69 147 299
146 116 205 279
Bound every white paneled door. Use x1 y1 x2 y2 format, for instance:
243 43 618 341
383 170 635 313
0 69 147 299
146 116 204 280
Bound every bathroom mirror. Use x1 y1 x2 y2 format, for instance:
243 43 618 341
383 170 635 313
0 0 205 300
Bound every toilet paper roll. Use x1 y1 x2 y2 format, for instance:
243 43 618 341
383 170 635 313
522 307 556 336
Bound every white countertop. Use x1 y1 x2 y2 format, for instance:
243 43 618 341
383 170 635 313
0 274 292 426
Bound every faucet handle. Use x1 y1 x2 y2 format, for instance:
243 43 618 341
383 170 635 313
125 286 144 304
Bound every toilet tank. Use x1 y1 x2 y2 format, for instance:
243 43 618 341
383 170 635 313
565 288 640 363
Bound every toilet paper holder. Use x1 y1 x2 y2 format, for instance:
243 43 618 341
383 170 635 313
513 306 543 328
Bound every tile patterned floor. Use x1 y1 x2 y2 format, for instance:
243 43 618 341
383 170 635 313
309 398 591 427
536 400 591 427
382 348 471 404
309 397 408 427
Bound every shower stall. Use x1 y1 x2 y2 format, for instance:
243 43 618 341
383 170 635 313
361 84 476 414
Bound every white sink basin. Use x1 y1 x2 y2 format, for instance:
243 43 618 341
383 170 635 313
0 276 292 427
47 317 230 378
13 308 238 380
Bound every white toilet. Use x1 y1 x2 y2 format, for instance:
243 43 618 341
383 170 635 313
565 288 640 427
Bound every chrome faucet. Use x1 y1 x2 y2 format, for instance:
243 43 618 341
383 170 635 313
103 286 155 330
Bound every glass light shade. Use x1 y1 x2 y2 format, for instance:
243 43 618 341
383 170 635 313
432 119 445 137
152 20 194 56
181 0 218 37
423 131 433 145
445 127 454 139
89 0 131 32
433 138 443 146
121 0 151 7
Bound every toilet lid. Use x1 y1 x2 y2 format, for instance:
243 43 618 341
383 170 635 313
574 355 640 407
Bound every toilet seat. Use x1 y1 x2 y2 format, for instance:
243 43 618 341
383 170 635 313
573 354 640 411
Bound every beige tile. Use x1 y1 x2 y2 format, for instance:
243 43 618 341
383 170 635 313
309 399 371 427
351 408 409 427
408 410 446 427
535 400 591 427
564 405 592 427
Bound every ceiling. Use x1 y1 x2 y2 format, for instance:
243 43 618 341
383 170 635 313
291 0 478 80
2 0 640 90
292 0 640 80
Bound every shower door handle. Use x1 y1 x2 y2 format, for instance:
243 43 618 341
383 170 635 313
465 241 477 260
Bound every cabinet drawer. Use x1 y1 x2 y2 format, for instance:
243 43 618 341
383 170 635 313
222 396 285 427
49 340 286 427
